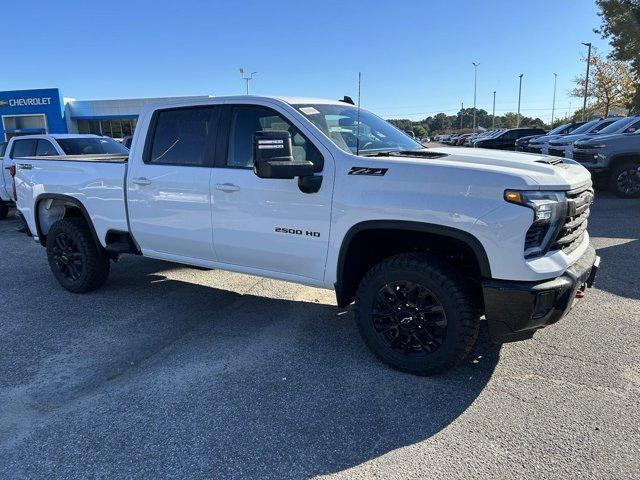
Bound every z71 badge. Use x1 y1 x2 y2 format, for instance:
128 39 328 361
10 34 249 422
348 167 388 176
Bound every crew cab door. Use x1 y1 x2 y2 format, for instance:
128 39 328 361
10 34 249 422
210 103 333 281
127 106 220 261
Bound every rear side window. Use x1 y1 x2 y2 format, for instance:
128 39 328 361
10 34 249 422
35 139 58 156
11 139 37 158
0 142 6 156
57 137 129 155
147 107 218 167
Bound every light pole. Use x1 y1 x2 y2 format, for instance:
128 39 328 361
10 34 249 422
492 91 496 129
551 73 557 127
581 42 592 121
239 67 257 95
472 62 479 133
460 102 464 130
516 74 523 127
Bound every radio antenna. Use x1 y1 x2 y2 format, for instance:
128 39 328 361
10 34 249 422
356 72 362 156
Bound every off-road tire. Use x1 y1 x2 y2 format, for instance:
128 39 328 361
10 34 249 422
46 217 110 293
609 160 640 198
354 253 480 375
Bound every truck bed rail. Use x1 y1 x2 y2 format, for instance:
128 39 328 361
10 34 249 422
15 154 129 163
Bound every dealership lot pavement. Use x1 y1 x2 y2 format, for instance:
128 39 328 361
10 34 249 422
0 194 639 479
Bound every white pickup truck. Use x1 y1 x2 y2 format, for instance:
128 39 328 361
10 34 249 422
14 96 599 375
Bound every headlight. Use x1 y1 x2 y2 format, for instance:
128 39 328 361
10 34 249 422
504 190 567 258
587 144 606 149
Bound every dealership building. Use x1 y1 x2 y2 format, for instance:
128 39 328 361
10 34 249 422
0 88 208 142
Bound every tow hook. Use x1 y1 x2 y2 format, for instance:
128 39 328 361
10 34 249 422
576 285 586 299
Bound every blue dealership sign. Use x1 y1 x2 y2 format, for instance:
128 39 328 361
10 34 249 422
0 88 67 140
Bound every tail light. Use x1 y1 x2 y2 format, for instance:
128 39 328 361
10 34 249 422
6 164 17 201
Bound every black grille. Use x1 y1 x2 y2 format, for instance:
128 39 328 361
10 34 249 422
550 187 593 255
573 151 596 164
525 146 542 153
548 148 565 157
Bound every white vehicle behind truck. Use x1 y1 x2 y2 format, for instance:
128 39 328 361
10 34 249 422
14 96 599 375
1 142 13 219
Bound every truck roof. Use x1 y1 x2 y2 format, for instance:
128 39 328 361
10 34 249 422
8 134 101 141
138 95 351 114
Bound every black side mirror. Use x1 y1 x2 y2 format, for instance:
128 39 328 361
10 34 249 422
253 131 314 179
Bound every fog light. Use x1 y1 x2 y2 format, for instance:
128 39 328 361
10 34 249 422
533 291 555 319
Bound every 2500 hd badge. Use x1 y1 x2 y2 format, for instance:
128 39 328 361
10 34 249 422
275 227 321 237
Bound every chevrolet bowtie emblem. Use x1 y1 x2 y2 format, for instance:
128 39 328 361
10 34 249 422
0 100 7 107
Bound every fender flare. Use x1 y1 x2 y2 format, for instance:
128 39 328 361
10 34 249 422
34 193 101 248
334 220 492 306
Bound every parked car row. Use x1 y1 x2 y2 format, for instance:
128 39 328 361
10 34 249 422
521 116 640 198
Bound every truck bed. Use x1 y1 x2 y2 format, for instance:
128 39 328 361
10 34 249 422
15 156 129 246
17 153 129 163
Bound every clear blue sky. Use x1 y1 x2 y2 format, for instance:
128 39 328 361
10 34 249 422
4 0 609 122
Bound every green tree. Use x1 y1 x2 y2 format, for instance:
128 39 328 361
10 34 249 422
596 0 640 112
570 50 637 115
412 125 427 138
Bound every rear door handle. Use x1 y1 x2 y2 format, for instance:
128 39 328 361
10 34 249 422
131 177 152 186
215 183 240 192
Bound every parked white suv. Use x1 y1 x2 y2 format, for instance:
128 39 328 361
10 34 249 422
13 96 599 375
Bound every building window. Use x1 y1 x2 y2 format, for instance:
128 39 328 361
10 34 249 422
76 118 137 139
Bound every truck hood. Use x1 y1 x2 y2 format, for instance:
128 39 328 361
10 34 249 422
576 132 639 145
549 133 593 145
387 147 592 191
529 134 562 146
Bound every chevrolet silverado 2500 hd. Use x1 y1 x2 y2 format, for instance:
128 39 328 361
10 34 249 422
14 96 599 375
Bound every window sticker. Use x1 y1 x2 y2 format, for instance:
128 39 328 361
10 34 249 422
299 107 320 115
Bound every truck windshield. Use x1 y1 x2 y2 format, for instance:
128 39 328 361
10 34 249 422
295 104 422 155
596 117 636 135
56 137 129 155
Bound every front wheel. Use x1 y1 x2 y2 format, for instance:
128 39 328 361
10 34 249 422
609 160 640 198
46 217 110 293
354 253 480 376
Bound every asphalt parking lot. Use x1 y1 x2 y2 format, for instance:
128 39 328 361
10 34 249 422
1 194 639 479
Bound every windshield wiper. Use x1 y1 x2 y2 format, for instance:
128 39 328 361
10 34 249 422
361 149 448 159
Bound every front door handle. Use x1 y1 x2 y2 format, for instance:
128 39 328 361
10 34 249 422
131 177 152 186
215 183 240 193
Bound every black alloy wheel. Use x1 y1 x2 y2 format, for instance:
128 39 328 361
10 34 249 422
372 281 448 357
51 233 83 281
615 166 640 197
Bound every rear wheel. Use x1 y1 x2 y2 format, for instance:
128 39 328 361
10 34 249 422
609 160 640 198
354 253 480 375
0 205 9 220
46 217 110 293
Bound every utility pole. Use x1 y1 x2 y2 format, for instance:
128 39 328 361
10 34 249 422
516 74 524 127
460 102 464 130
472 62 479 133
581 42 592 121
492 91 496 129
239 67 257 95
551 73 558 127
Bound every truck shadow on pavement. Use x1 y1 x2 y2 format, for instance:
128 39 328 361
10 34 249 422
1 256 501 479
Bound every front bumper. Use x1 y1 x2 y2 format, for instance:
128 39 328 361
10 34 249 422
482 245 599 343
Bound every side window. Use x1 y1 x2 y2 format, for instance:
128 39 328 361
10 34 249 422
147 107 217 167
35 139 58 156
226 106 323 171
501 131 515 140
11 139 37 158
625 121 640 134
